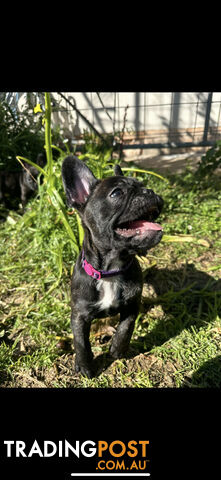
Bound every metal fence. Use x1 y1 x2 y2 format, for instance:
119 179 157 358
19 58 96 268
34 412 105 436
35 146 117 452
1 92 221 152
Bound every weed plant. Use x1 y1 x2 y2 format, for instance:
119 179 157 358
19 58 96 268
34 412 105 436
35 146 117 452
0 97 45 172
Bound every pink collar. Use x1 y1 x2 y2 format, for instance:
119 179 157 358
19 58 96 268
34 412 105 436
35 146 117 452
82 249 133 280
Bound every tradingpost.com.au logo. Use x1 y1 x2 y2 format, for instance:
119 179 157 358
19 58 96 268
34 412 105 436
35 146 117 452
3 439 151 477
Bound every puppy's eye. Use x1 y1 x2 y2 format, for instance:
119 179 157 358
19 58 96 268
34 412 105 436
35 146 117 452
110 187 123 198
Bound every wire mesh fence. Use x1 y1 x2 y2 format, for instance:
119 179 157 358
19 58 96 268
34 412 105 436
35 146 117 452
1 92 221 151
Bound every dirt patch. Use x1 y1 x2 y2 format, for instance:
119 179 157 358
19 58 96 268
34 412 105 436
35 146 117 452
1 352 180 388
1 355 77 388
126 353 179 387
98 353 180 388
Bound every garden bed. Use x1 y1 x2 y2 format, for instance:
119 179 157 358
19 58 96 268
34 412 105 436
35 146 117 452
1 160 220 388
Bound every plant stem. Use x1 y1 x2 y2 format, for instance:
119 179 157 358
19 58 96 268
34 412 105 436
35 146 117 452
44 92 79 254
45 92 53 182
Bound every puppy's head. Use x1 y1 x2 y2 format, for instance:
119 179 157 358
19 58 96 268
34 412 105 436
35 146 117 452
22 153 46 191
62 156 164 254
22 165 39 191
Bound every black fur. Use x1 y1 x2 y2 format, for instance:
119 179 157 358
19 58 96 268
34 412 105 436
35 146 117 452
62 155 164 378
19 153 46 207
0 153 46 208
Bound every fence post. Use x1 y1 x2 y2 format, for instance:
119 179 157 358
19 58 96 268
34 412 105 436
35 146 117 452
203 92 213 143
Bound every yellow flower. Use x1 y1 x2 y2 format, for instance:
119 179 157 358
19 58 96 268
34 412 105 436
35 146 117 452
34 103 43 114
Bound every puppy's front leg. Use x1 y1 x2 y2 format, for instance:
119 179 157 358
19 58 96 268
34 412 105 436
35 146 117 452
109 304 139 359
71 310 94 378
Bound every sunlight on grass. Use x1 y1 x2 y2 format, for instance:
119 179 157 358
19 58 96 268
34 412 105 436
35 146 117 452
0 97 221 388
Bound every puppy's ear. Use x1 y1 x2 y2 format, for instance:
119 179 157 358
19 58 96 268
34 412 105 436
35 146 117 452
62 156 97 210
114 164 124 176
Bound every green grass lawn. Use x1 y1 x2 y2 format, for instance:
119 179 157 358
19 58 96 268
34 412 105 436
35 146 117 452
0 162 220 388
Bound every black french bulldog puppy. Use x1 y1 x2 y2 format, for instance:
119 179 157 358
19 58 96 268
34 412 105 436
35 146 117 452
0 153 46 209
20 153 46 207
62 156 164 378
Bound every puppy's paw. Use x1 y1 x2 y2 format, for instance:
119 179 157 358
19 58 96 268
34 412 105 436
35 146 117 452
75 360 94 379
109 345 124 360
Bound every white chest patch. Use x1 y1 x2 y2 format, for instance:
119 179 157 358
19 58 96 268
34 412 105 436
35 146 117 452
96 279 119 311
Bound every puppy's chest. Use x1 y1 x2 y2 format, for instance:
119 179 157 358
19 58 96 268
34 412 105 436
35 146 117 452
96 279 120 312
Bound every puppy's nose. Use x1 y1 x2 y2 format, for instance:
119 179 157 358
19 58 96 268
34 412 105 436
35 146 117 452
143 188 154 196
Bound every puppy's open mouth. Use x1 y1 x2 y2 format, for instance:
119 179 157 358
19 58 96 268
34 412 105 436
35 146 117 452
115 220 162 237
115 208 163 238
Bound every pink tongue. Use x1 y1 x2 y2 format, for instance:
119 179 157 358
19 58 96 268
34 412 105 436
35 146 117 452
116 220 162 238
129 220 162 231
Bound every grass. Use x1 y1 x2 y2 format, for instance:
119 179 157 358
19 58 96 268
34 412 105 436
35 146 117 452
0 157 221 388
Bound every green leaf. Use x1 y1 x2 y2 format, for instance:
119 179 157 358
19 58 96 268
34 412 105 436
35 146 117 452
76 213 84 246
16 156 47 177
162 234 210 247
104 166 168 182
6 216 17 225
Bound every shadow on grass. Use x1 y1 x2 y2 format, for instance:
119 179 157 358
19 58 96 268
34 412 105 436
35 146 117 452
185 355 221 388
135 263 221 351
93 263 221 377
